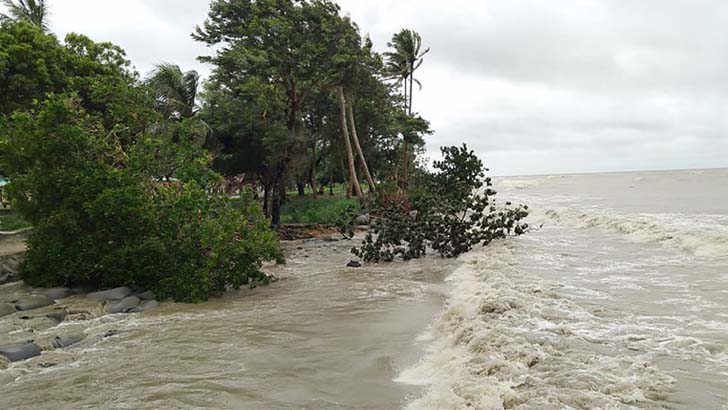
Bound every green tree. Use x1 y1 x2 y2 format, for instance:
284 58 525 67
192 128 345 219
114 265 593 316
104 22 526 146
352 145 529 262
0 27 281 302
194 0 355 225
385 29 430 188
0 21 67 115
1 0 49 31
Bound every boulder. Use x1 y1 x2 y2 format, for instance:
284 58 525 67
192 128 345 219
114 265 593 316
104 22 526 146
45 307 68 322
14 296 54 311
139 300 159 310
41 287 72 300
346 260 362 268
354 214 370 226
87 287 132 301
322 236 339 242
136 290 156 300
127 299 159 313
0 303 16 318
0 342 41 362
109 296 140 314
52 334 85 349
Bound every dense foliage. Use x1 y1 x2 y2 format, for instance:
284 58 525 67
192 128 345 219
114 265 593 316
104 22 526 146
351 145 529 262
195 0 432 223
0 2 527 301
0 22 281 302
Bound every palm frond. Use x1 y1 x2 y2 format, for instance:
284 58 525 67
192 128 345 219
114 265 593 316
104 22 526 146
146 63 200 120
2 0 49 31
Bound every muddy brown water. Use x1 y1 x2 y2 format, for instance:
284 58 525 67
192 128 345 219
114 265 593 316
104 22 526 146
0 238 458 409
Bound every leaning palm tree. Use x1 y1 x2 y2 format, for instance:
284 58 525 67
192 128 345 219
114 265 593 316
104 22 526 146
384 29 429 188
145 63 209 145
2 0 49 31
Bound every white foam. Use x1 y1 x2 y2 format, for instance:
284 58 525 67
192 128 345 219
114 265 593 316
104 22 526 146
399 243 676 409
534 208 728 258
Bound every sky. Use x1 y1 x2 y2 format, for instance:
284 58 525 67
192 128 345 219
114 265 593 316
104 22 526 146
3 0 727 176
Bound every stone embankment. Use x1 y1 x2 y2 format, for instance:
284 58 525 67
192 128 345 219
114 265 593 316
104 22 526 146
0 285 159 367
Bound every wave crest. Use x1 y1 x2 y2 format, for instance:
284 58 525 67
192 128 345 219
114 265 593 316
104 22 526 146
537 208 728 258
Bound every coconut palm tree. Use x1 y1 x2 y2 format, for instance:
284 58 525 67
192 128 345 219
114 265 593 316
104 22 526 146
146 63 209 145
384 29 429 188
2 0 49 31
146 63 201 120
384 29 429 115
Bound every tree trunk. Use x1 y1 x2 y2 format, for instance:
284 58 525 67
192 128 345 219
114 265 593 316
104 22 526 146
403 76 408 113
401 140 411 190
271 186 281 227
296 179 305 196
340 158 350 199
336 86 362 198
262 181 271 218
329 167 334 196
310 139 318 199
346 94 377 195
409 66 414 116
270 162 286 227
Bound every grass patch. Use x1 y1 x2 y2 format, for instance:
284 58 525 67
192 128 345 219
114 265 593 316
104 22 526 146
0 212 32 231
281 196 360 225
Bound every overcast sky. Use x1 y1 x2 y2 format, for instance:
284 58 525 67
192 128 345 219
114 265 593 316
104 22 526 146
4 0 727 175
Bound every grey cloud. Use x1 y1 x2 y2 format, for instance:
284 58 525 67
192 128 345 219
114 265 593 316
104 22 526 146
2 0 726 175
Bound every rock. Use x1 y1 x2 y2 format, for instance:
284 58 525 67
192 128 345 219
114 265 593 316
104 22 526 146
45 307 68 322
0 342 41 362
41 287 72 300
0 303 16 318
322 236 339 242
136 290 156 300
87 287 132 301
346 260 362 268
14 296 54 311
52 334 85 349
109 296 140 314
139 300 159 310
354 214 370 226
127 299 159 313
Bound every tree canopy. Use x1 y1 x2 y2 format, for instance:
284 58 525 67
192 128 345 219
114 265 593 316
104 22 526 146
0 20 281 302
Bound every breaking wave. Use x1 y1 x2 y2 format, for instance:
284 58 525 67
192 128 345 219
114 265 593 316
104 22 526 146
535 207 728 258
398 242 676 410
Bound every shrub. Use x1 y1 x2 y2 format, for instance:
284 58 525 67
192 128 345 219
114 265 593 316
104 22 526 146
0 95 281 302
352 144 529 262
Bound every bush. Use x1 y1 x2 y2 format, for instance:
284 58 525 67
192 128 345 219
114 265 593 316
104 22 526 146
352 144 529 262
0 95 281 302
